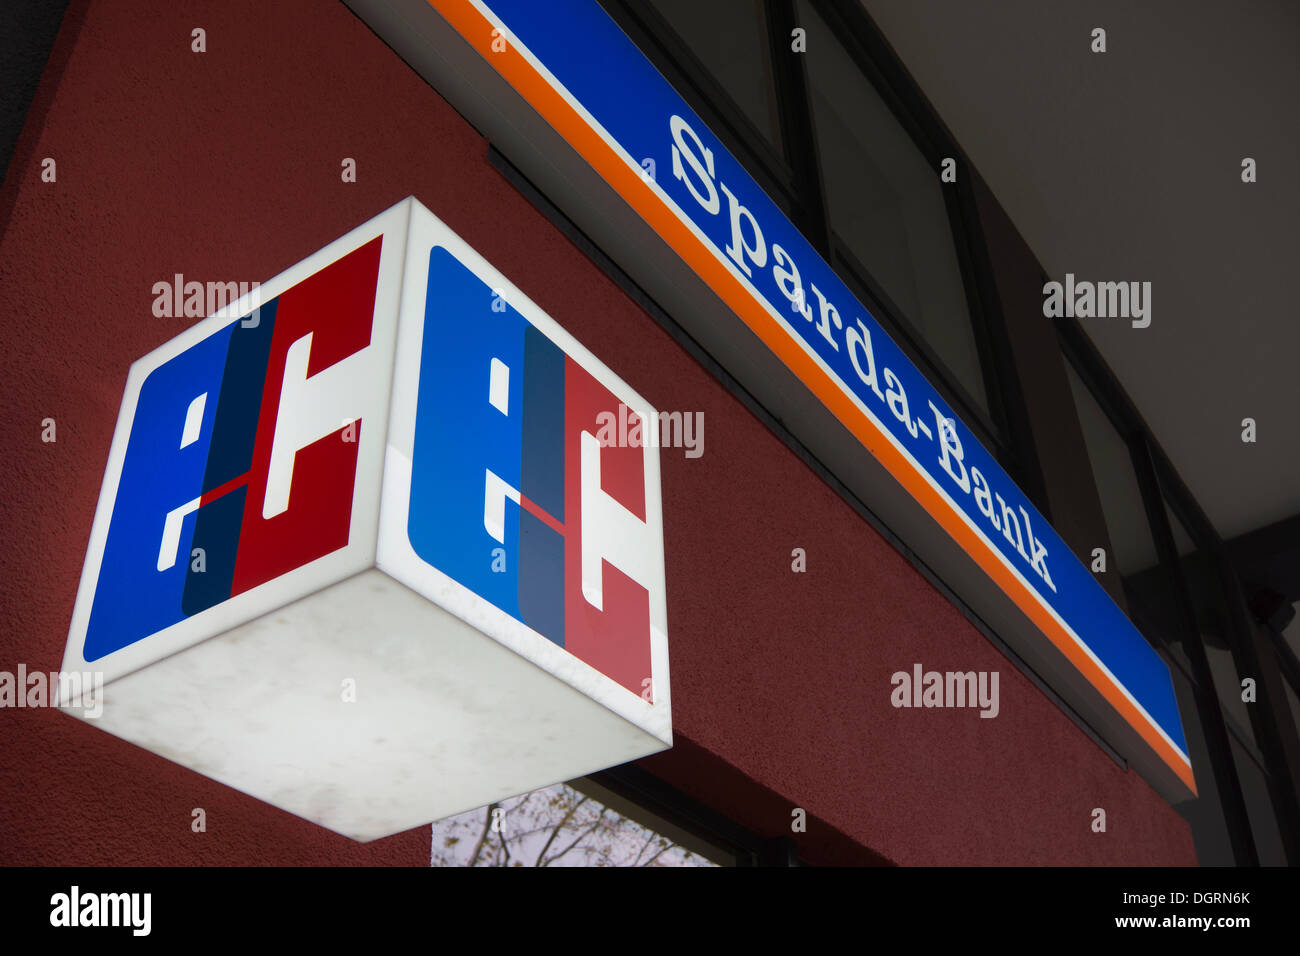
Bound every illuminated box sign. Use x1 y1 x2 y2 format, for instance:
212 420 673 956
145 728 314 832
62 198 671 840
424 0 1193 794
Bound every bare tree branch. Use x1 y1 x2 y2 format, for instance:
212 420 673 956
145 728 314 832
631 831 656 867
534 794 589 866
638 840 677 867
543 807 607 866
467 803 496 867
499 822 514 867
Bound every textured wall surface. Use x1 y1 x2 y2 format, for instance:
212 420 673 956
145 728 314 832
0 0 1197 866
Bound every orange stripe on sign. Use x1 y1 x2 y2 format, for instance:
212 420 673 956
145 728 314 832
426 0 1196 795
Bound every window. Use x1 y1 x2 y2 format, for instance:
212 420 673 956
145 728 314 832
602 0 1003 440
646 0 783 149
429 780 725 866
616 0 797 219
1229 735 1288 866
797 0 989 419
1162 499 1260 756
1159 498 1292 865
1163 660 1238 864
1063 360 1177 653
1062 349 1295 863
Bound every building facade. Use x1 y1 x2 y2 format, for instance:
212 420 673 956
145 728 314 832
2 0 1296 866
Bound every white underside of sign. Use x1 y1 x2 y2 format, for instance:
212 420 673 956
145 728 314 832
64 568 666 842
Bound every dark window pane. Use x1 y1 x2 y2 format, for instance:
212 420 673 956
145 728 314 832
1229 734 1287 865
1064 363 1158 577
1164 655 1237 865
1060 361 1193 668
1060 362 1245 725
797 0 987 414
1164 500 1261 755
646 0 783 148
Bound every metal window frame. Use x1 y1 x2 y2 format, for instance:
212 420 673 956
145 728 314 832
1058 315 1300 864
594 1 801 218
796 0 1022 474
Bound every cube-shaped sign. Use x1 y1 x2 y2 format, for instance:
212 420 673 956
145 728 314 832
60 198 672 841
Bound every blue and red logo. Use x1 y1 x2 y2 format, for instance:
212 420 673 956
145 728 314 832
82 226 661 705
408 246 658 699
83 238 383 661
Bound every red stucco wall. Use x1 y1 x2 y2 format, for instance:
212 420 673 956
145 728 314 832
0 0 1197 865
